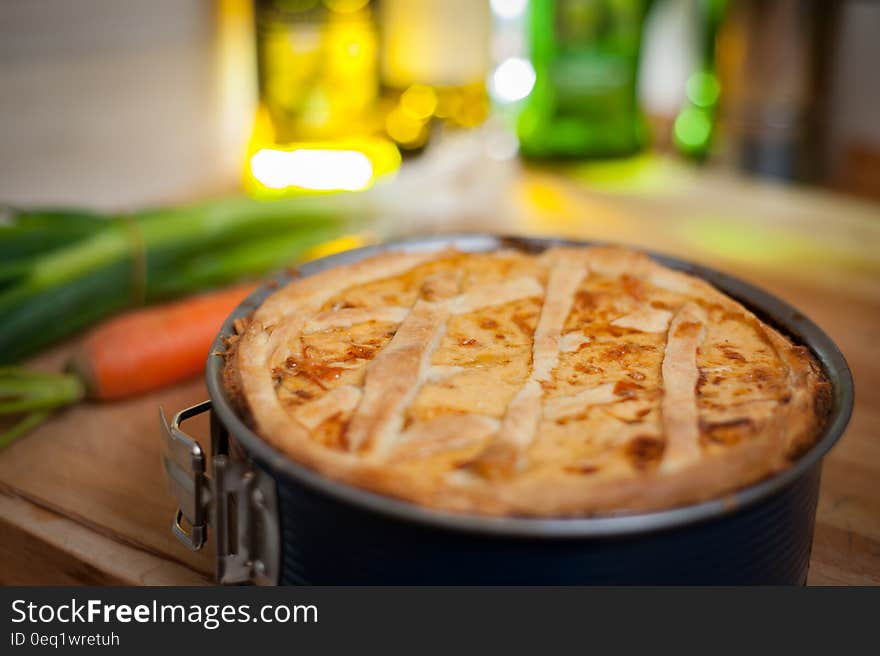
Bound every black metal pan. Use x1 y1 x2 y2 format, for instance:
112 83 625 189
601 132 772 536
162 234 854 584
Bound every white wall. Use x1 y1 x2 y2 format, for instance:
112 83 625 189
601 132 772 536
0 0 248 210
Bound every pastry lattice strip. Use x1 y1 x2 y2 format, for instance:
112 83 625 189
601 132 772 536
279 249 762 475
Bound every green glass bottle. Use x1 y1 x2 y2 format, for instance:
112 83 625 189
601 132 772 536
517 0 654 159
673 0 727 160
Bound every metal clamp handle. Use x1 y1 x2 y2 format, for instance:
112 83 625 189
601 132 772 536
162 401 210 550
160 401 279 585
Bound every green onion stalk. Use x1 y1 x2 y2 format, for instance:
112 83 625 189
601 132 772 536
0 194 369 445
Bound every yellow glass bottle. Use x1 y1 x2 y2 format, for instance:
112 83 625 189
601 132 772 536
379 0 491 151
245 0 399 196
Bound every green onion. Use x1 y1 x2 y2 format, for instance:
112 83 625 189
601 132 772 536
0 194 366 364
0 368 84 447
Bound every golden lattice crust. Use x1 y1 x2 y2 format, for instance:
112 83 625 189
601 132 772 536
226 246 830 516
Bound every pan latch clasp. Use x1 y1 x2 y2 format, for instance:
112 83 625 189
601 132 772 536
161 401 211 551
160 401 279 584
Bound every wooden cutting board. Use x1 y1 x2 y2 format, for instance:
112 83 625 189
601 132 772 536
0 356 214 585
0 266 877 586
1 167 878 585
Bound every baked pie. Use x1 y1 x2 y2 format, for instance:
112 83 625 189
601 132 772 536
225 246 831 516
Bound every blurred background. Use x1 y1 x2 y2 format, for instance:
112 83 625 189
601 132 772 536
1 1 879 586
2 0 879 206
1 0 879 304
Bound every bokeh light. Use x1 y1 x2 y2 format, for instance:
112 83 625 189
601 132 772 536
674 107 712 151
685 72 720 108
490 0 528 21
490 57 536 104
250 148 374 191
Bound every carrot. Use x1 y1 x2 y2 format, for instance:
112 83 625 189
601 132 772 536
69 283 256 401
0 283 255 446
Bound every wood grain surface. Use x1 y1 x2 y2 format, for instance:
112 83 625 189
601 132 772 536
0 162 877 586
0 362 215 585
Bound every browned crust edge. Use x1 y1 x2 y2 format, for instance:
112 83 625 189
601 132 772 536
225 247 832 518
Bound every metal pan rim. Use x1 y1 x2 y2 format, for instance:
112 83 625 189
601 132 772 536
205 233 854 539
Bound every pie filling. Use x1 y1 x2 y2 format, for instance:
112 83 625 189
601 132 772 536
225 246 831 516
